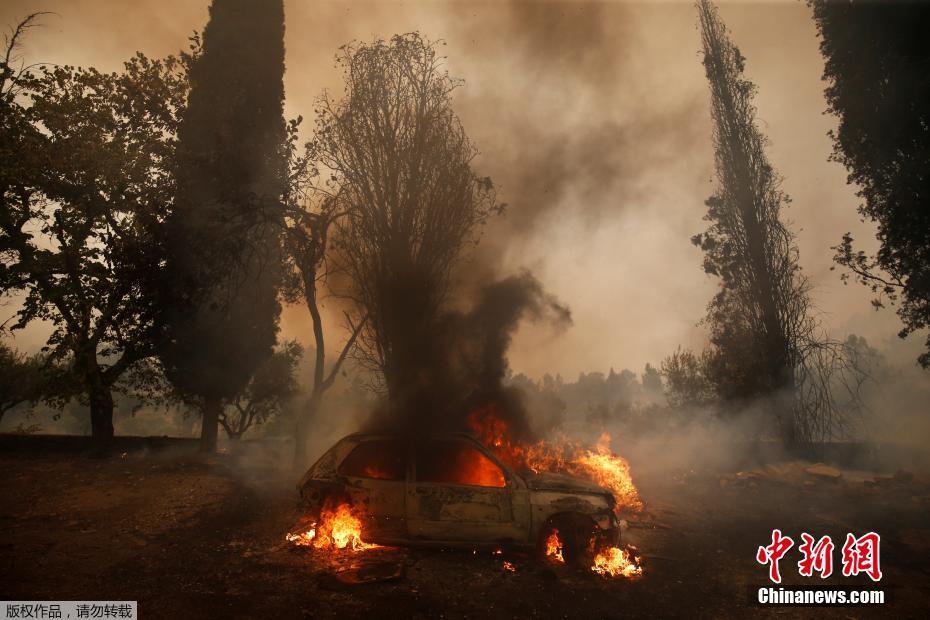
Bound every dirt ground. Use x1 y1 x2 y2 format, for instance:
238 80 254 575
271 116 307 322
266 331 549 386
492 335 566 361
1 435 928 619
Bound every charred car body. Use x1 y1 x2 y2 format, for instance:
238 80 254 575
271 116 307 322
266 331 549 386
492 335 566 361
297 432 621 562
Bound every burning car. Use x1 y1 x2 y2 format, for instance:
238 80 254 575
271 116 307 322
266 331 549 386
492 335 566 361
297 432 622 564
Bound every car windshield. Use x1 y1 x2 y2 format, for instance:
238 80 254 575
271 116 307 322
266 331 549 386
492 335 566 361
415 440 506 488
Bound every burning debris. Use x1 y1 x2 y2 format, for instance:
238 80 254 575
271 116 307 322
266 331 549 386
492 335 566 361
545 530 565 564
285 529 316 547
467 407 643 512
286 502 379 552
592 546 643 579
545 527 642 578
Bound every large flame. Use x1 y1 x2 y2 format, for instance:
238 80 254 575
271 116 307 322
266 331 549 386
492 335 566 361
592 546 643 578
285 502 379 552
467 406 643 512
545 528 641 577
545 529 565 563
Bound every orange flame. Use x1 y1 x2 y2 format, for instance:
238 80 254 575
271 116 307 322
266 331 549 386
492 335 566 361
545 529 565 563
285 528 317 546
592 546 643 578
467 406 643 512
362 464 391 480
285 502 379 552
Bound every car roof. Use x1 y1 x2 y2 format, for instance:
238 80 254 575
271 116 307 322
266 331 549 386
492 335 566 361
342 431 481 442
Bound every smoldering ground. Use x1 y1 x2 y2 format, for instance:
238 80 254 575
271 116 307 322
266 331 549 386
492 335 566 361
6 430 930 617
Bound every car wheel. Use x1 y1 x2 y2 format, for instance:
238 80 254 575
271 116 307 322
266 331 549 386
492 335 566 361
561 525 596 566
540 513 597 567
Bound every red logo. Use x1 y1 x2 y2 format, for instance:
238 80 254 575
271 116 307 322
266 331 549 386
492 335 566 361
758 530 881 583
756 529 794 584
841 532 882 582
798 533 834 578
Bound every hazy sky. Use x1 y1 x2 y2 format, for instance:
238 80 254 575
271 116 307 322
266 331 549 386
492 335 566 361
1 0 916 380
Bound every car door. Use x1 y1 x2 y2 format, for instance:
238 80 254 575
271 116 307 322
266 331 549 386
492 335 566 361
407 438 524 544
336 438 408 541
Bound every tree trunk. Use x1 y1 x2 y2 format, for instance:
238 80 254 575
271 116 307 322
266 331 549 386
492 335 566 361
88 381 114 451
200 396 222 453
294 391 321 468
295 269 325 469
775 385 798 449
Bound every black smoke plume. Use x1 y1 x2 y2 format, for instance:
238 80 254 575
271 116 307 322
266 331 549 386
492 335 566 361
367 272 571 442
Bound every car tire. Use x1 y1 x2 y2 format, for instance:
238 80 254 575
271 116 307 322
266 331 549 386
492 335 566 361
540 513 597 567
561 525 596 566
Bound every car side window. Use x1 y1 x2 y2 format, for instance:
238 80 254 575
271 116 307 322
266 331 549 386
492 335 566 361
338 440 406 481
415 440 506 488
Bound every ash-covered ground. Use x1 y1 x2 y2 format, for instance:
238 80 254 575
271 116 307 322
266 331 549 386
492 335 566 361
1 435 928 619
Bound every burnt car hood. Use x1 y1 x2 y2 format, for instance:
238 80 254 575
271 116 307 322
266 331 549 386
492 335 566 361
522 471 609 495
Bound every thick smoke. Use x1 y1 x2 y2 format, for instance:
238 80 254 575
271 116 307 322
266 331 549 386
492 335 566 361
6 0 928 467
450 273 572 441
6 0 888 379
367 272 571 441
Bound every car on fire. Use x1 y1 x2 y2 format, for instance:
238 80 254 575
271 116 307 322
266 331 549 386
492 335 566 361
297 432 621 563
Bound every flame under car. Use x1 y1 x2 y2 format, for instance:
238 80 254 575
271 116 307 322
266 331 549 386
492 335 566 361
297 433 621 563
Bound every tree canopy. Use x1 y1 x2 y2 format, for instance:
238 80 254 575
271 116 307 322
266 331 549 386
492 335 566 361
811 0 930 368
316 33 499 410
1 15 191 443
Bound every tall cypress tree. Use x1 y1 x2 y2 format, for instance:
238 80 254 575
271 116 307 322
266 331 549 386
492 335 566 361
694 0 814 445
159 0 286 451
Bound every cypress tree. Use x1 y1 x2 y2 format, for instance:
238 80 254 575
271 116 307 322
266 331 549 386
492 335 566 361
694 0 812 445
159 0 286 451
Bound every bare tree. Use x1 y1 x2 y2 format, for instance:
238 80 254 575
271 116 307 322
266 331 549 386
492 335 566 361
282 122 366 465
313 33 499 407
1 12 50 97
